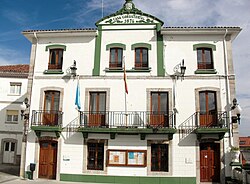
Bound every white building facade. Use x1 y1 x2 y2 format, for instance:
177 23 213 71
0 65 28 165
21 1 241 183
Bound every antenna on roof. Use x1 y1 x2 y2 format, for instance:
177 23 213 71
101 0 104 18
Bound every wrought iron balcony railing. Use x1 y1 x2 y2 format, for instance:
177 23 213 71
79 111 175 128
31 110 63 127
179 111 228 140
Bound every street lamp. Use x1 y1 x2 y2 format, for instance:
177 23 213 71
20 97 30 120
172 59 186 80
70 60 77 77
231 98 242 124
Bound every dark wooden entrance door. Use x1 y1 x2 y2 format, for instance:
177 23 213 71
39 141 57 179
200 143 220 182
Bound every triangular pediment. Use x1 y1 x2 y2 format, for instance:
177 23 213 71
96 0 163 26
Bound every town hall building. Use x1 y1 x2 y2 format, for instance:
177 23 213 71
21 0 242 183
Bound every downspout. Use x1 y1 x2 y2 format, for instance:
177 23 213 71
223 29 232 147
20 32 37 178
163 44 177 128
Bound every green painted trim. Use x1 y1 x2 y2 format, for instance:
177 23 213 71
195 128 229 134
92 26 102 76
78 127 177 134
230 162 242 167
60 174 196 184
130 67 151 72
95 1 164 26
194 69 217 74
131 43 151 50
31 126 62 132
156 23 161 32
156 32 165 76
43 70 64 74
45 44 66 51
106 43 126 50
193 43 216 51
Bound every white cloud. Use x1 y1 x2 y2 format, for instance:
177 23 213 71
0 46 29 65
2 9 29 25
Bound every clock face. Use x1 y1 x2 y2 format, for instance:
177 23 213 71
125 2 133 10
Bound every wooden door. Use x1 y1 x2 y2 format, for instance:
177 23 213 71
89 92 106 126
200 143 220 182
3 141 15 164
199 91 217 127
43 91 60 126
150 92 169 127
39 141 57 179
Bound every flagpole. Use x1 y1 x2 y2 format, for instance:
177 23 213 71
125 90 128 126
123 56 128 126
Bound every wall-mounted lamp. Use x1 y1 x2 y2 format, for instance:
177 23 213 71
231 98 242 124
21 97 30 120
172 59 186 80
70 60 77 77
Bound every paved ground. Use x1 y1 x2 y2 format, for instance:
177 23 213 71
0 164 104 184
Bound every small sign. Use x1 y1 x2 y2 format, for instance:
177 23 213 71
63 155 70 161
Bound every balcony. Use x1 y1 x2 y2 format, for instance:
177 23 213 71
78 111 176 140
179 111 229 141
31 110 63 138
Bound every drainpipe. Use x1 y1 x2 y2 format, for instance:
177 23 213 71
20 32 37 178
223 29 233 147
163 44 177 128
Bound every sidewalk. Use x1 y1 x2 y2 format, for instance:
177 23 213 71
0 164 106 184
0 172 107 184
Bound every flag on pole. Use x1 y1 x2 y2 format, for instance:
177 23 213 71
75 78 81 110
123 57 128 94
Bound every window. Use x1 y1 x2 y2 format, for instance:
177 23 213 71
6 110 19 123
199 91 217 127
43 91 60 125
109 48 123 68
89 92 106 126
135 48 148 68
48 49 63 70
87 142 104 170
197 48 214 69
240 141 246 145
150 92 169 127
9 83 21 95
151 144 168 172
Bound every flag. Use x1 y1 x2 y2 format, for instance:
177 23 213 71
75 79 81 110
123 59 128 94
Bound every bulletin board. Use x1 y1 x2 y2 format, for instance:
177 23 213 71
107 150 146 167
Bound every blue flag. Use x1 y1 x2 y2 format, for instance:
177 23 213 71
75 82 81 110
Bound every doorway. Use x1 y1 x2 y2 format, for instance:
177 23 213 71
3 141 16 164
199 91 217 127
39 140 57 179
200 142 220 182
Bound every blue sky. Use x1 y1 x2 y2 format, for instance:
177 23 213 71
0 0 249 135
